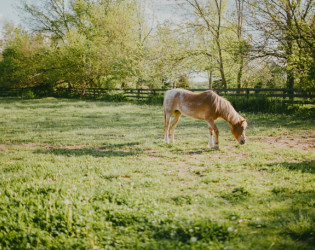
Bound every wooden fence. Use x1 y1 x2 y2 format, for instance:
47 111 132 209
122 88 315 104
0 87 314 104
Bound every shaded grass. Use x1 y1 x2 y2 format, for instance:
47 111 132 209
0 97 314 249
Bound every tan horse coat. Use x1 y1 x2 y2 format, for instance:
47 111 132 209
163 89 247 148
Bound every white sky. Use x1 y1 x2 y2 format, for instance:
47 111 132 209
0 0 20 27
0 0 184 28
147 0 186 23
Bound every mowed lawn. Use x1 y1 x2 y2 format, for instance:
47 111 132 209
0 98 314 249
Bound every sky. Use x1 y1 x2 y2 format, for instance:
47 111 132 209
0 0 184 29
147 0 186 24
0 0 20 29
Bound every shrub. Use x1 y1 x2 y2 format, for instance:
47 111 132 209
225 95 290 113
99 92 126 102
146 94 164 105
21 89 35 99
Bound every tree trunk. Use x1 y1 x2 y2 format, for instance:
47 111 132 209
237 56 244 88
217 41 227 88
208 70 213 89
286 64 294 89
285 2 294 89
235 0 244 89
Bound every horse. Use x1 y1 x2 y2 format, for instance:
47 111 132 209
163 89 247 148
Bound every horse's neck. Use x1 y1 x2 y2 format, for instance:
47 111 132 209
211 93 241 125
219 107 241 126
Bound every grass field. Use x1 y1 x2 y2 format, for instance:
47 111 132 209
0 98 314 249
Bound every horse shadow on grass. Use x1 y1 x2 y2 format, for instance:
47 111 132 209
158 143 219 155
33 142 141 158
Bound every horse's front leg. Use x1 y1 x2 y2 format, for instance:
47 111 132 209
208 129 214 148
207 120 219 149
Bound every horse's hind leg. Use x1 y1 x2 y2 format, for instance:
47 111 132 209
170 111 181 143
164 111 172 144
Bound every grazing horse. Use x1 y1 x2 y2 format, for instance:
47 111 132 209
163 89 247 148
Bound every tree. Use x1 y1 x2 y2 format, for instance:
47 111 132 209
0 24 49 88
15 0 144 89
234 0 245 88
184 0 228 88
246 0 315 88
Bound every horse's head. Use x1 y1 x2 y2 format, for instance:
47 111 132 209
231 119 247 145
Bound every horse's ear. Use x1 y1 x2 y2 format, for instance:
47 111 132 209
241 119 247 126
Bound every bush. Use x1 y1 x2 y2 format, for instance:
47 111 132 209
99 92 126 102
225 95 291 113
32 84 55 98
146 94 164 105
21 89 35 99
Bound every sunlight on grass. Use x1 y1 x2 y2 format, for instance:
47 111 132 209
0 98 314 249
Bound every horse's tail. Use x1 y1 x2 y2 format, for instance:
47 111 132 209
163 102 166 136
163 92 168 136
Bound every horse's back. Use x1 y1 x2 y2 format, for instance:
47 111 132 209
164 88 213 103
164 89 215 119
164 88 193 103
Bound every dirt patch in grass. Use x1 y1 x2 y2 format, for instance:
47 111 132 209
250 130 315 151
0 144 9 152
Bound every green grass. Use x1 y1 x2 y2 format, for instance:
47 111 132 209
0 97 314 249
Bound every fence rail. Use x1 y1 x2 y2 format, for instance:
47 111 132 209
0 87 314 104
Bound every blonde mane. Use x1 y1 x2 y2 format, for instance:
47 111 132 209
208 91 241 126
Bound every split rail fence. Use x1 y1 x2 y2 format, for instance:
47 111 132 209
0 87 314 105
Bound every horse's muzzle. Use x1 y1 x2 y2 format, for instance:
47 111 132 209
240 138 246 145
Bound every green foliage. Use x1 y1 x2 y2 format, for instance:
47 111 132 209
0 0 314 92
176 74 190 88
146 93 164 105
0 0 143 89
0 25 48 88
21 89 35 99
248 0 315 89
226 95 295 113
98 92 127 102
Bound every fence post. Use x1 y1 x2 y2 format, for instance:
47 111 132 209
282 89 286 110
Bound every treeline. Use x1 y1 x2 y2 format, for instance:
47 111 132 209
0 0 314 91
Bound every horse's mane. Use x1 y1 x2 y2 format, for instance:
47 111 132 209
208 91 241 125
